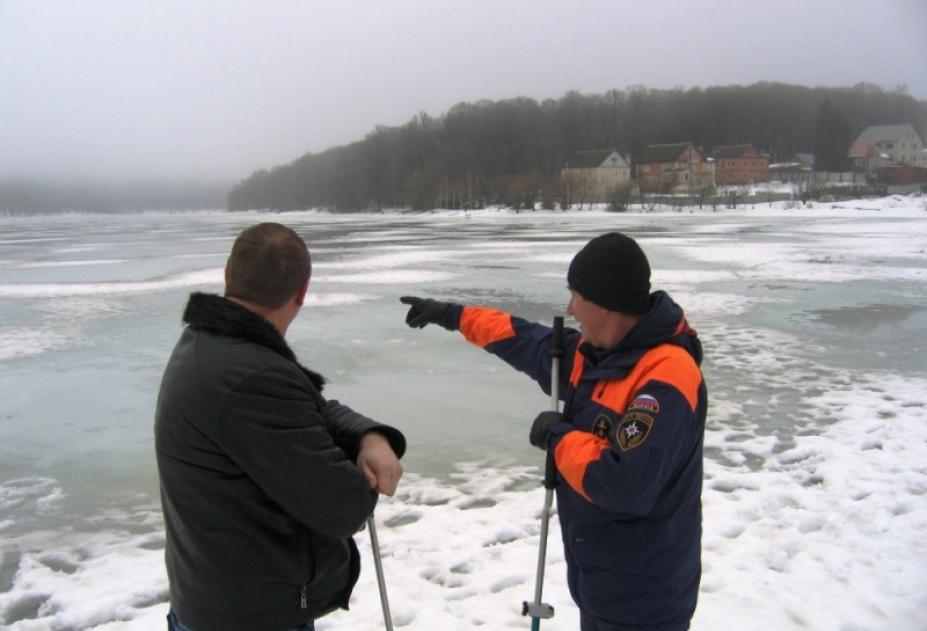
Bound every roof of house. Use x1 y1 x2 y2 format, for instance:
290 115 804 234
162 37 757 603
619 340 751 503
565 149 626 169
793 153 815 167
769 162 811 171
856 123 922 145
848 140 875 157
711 144 755 159
637 143 699 164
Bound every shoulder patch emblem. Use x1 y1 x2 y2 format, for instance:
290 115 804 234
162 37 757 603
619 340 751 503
592 415 613 439
616 412 654 451
627 394 659 413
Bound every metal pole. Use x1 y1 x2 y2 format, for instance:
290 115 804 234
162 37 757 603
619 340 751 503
367 514 394 631
522 316 564 628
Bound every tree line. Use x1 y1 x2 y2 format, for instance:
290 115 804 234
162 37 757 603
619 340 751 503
228 82 927 212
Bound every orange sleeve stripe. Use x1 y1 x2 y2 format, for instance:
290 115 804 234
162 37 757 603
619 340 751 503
568 343 585 386
554 431 609 501
643 345 701 410
592 344 701 413
459 306 516 348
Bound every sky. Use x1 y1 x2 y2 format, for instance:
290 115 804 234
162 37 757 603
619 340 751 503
1 0 926 185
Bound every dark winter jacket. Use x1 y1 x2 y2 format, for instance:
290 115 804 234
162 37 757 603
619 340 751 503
155 293 405 631
455 291 705 630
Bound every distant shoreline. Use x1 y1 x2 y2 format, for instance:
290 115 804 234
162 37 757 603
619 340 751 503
2 192 923 219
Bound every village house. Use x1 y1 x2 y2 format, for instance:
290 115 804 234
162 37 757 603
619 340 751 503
560 149 631 203
849 124 927 193
847 139 890 179
711 144 769 184
635 143 714 192
853 124 924 167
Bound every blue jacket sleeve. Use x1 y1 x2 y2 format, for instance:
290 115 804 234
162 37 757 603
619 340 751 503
457 305 580 401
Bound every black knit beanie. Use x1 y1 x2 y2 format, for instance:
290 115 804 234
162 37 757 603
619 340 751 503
567 232 651 314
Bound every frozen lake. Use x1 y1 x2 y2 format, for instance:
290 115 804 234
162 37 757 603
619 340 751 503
1 200 926 630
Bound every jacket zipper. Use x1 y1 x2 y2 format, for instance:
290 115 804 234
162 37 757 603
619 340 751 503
300 585 308 609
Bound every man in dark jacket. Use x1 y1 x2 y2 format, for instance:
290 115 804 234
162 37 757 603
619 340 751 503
156 222 405 631
401 232 705 631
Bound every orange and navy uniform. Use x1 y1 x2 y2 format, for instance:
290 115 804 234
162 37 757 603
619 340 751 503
457 290 706 630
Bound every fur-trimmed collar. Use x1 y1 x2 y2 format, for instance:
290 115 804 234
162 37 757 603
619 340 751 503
182 292 325 390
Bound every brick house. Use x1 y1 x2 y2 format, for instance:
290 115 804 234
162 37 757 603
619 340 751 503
711 144 769 184
561 149 632 203
635 143 714 192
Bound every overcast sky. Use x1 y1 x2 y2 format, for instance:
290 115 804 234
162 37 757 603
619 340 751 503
2 0 925 184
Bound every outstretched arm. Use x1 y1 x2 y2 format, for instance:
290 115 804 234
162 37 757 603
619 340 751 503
399 296 580 399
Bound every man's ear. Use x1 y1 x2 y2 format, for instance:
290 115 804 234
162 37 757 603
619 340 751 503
295 278 310 307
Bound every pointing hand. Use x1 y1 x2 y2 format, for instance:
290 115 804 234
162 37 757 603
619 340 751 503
399 296 462 331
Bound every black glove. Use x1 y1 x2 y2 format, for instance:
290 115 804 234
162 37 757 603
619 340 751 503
530 411 564 451
400 296 461 330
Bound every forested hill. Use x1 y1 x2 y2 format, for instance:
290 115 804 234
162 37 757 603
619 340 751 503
228 82 927 212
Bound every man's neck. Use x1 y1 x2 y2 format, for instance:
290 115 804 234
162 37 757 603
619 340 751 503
226 296 291 337
597 313 641 350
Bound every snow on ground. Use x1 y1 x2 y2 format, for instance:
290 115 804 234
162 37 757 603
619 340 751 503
3 366 925 631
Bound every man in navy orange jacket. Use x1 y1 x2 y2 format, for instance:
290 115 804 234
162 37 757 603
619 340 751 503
401 232 706 631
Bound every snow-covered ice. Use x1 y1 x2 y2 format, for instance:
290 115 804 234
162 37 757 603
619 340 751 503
1 196 925 630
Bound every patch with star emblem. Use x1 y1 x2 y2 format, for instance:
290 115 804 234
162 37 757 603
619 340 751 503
627 393 659 414
616 412 654 451
592 414 613 439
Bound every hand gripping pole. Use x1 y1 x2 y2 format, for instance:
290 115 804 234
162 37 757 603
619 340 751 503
522 316 563 628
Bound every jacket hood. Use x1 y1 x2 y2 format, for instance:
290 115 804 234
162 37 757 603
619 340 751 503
583 290 703 378
182 292 325 390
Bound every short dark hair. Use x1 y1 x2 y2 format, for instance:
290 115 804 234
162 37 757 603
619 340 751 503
225 223 311 309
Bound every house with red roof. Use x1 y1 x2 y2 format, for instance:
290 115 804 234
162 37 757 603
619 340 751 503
634 143 714 192
848 140 890 178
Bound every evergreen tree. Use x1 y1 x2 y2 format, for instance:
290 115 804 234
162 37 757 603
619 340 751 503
814 97 853 171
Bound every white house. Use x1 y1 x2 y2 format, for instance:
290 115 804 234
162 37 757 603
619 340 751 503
853 124 924 167
561 149 632 204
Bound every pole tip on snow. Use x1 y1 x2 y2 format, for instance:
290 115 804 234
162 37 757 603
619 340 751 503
522 601 555 619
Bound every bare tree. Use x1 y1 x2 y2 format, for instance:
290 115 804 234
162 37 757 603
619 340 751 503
638 187 658 212
695 184 714 209
606 183 632 212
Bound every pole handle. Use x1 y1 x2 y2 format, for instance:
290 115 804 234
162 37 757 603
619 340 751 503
550 316 564 358
546 315 564 490
542 450 557 490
